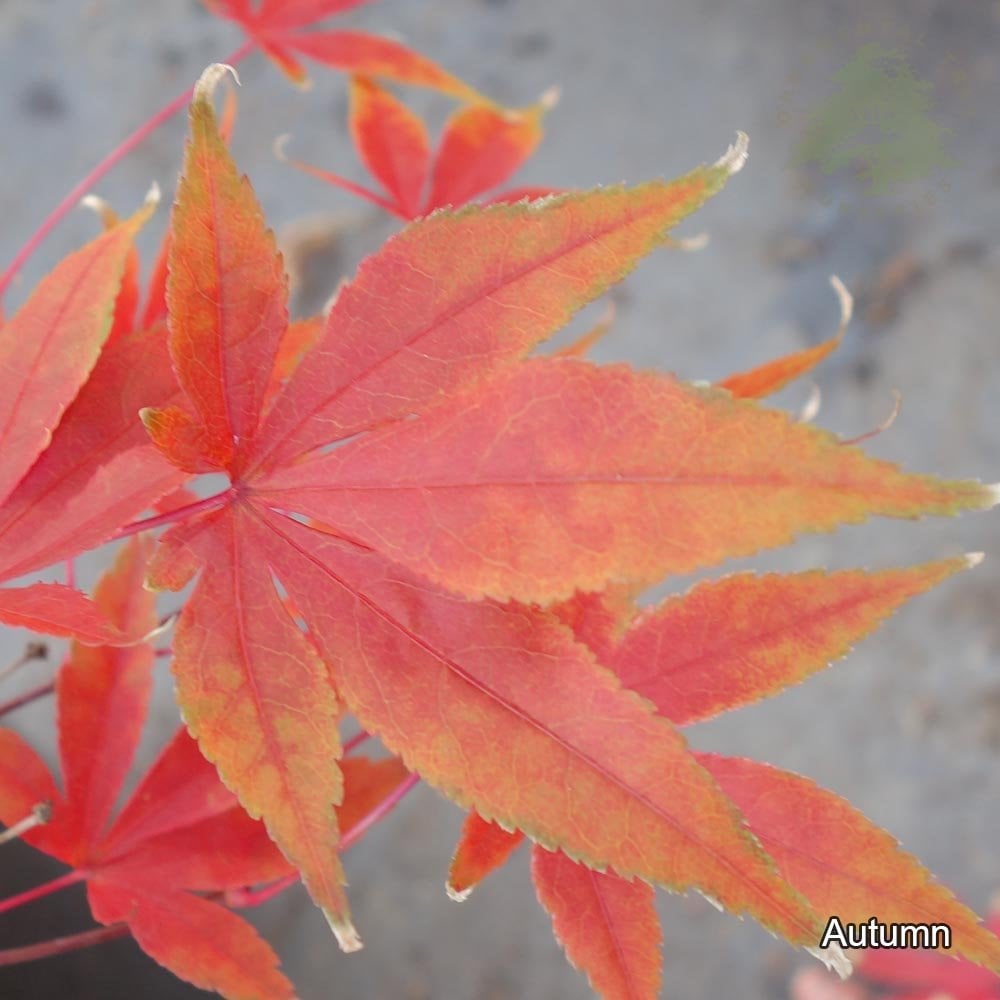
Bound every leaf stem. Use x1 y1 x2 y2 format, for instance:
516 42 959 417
342 730 371 755
0 803 52 846
0 871 84 917
0 642 48 685
340 773 421 852
0 40 255 305
110 489 232 541
0 679 55 720
0 923 129 967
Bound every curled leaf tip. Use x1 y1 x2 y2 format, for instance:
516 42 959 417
828 275 854 335
698 890 724 912
446 883 473 902
538 84 561 111
193 63 240 104
807 943 853 981
965 551 986 568
327 915 363 953
669 231 710 252
798 383 822 423
273 133 292 162
79 194 116 227
715 131 750 174
144 181 162 208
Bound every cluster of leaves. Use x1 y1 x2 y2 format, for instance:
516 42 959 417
1 2 999 998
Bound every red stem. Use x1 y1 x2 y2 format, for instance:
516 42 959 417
340 773 421 852
0 40 255 305
343 730 371 754
0 679 55 720
110 489 231 541
0 923 129 967
0 871 84 917
283 158 407 218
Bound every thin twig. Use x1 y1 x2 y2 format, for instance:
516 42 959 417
0 643 48 685
0 923 129 967
0 871 84 916
0 41 254 304
0 679 56 720
0 803 52 846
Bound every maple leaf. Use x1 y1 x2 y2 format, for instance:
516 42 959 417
0 538 414 998
203 0 483 97
0 539 295 998
141 68 998 971
281 74 559 218
539 562 1000 991
0 191 187 644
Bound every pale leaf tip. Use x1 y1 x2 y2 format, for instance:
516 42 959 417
986 483 1000 508
965 551 986 569
538 85 561 111
807 943 853 980
715 131 749 175
193 63 240 104
699 891 724 912
327 914 363 953
828 275 854 334
798 383 822 423
144 181 162 208
274 133 292 162
670 231 710 252
446 882 473 902
79 194 115 226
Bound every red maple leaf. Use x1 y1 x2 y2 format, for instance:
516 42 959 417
0 192 189 644
0 538 413 998
280 74 560 218
445 560 1000 997
131 65 1000 979
203 0 483 96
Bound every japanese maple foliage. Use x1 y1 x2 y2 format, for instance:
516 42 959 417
137 60 1000 980
281 74 559 218
203 0 483 96
0 539 412 996
0 9 998 996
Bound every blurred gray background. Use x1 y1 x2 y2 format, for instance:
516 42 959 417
1 1 999 997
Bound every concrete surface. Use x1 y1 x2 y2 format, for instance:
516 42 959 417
1 1 999 998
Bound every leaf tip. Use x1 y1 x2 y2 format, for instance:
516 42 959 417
446 882 473 903
965 551 986 569
828 275 854 338
715 131 750 175
538 84 561 111
669 231 710 252
144 181 162 209
79 193 116 227
806 943 853 981
273 133 292 163
193 63 240 104
326 914 363 953
986 483 1000 508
